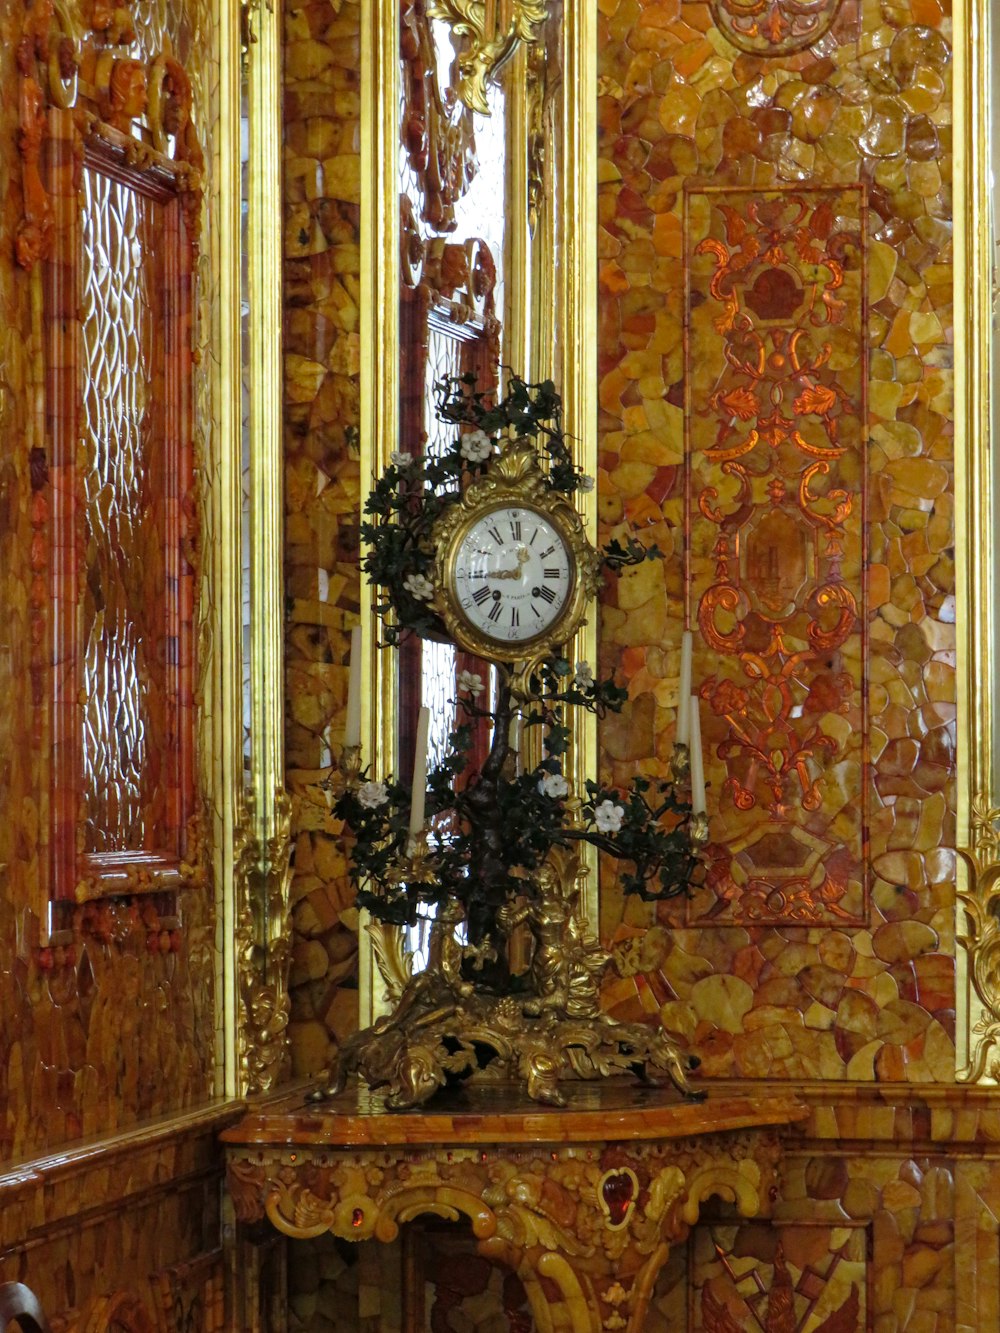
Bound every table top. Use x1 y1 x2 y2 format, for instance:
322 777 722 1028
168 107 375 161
220 1081 809 1149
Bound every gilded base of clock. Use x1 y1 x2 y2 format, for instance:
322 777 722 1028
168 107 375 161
312 997 703 1111
310 860 703 1111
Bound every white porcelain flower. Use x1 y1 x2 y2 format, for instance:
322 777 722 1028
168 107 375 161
594 799 625 834
403 572 434 601
390 450 414 469
457 670 485 697
358 780 390 809
573 661 595 689
577 474 595 492
538 772 570 799
460 428 493 462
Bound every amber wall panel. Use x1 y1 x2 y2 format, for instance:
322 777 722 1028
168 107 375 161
0 0 217 1168
0 0 224 1320
597 0 956 1082
283 0 363 1079
0 1115 227 1330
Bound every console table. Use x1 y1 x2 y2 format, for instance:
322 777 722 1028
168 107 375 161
222 1084 807 1332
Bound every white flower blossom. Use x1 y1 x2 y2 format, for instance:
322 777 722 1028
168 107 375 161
358 780 390 810
457 670 485 697
573 661 595 689
594 799 625 834
403 572 434 601
390 450 414 469
577 474 596 492
460 428 493 462
538 771 570 800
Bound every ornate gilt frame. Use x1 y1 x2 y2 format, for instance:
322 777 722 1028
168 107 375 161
360 0 597 1020
430 441 602 668
955 0 1000 1082
232 0 292 1096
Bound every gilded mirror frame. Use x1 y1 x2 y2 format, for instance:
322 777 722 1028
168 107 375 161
358 0 597 1022
955 0 1000 1082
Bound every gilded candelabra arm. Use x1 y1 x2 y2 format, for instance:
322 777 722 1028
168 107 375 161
957 796 1000 1083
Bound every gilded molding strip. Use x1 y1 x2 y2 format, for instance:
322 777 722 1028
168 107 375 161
237 0 291 1095
555 1 599 936
210 0 246 1096
957 797 1000 1083
954 0 995 1078
360 0 401 1025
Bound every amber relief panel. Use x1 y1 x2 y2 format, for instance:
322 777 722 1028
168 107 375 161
0 0 216 1163
597 5 955 1083
686 186 867 927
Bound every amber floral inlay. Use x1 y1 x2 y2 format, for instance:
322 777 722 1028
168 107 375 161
686 188 867 926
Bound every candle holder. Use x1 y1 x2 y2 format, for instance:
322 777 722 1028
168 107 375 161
324 743 364 800
384 826 438 891
670 741 690 784
689 810 710 848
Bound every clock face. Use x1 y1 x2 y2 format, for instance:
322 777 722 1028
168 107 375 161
451 505 574 646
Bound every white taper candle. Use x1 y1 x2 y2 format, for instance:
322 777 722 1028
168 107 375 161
409 706 431 836
345 626 362 748
677 630 693 747
689 693 706 816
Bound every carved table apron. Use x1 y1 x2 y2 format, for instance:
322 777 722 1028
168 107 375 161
222 1084 807 1332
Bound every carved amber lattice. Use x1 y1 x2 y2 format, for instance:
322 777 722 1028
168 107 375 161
685 188 867 926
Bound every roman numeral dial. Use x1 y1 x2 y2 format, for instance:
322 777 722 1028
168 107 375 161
449 504 573 648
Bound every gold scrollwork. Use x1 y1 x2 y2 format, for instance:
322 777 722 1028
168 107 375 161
957 795 1000 1082
426 0 549 115
235 792 293 1095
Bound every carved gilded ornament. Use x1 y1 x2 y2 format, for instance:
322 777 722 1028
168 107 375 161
317 848 700 1110
958 796 1000 1082
227 1133 782 1333
235 793 293 1095
425 0 549 115
400 0 477 232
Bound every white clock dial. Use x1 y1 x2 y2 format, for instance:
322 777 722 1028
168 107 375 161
451 506 573 645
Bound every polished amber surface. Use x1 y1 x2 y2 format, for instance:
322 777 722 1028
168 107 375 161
283 0 365 1083
0 0 222 1322
596 0 955 1086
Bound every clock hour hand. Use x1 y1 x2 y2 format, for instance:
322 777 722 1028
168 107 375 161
485 548 531 580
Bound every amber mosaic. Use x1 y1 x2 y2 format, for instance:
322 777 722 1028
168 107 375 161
0 0 225 1320
283 0 364 1083
597 0 956 1082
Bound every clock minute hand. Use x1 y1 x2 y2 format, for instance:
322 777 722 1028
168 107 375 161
486 548 531 580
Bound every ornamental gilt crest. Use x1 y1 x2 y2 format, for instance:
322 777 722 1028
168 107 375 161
426 0 549 114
